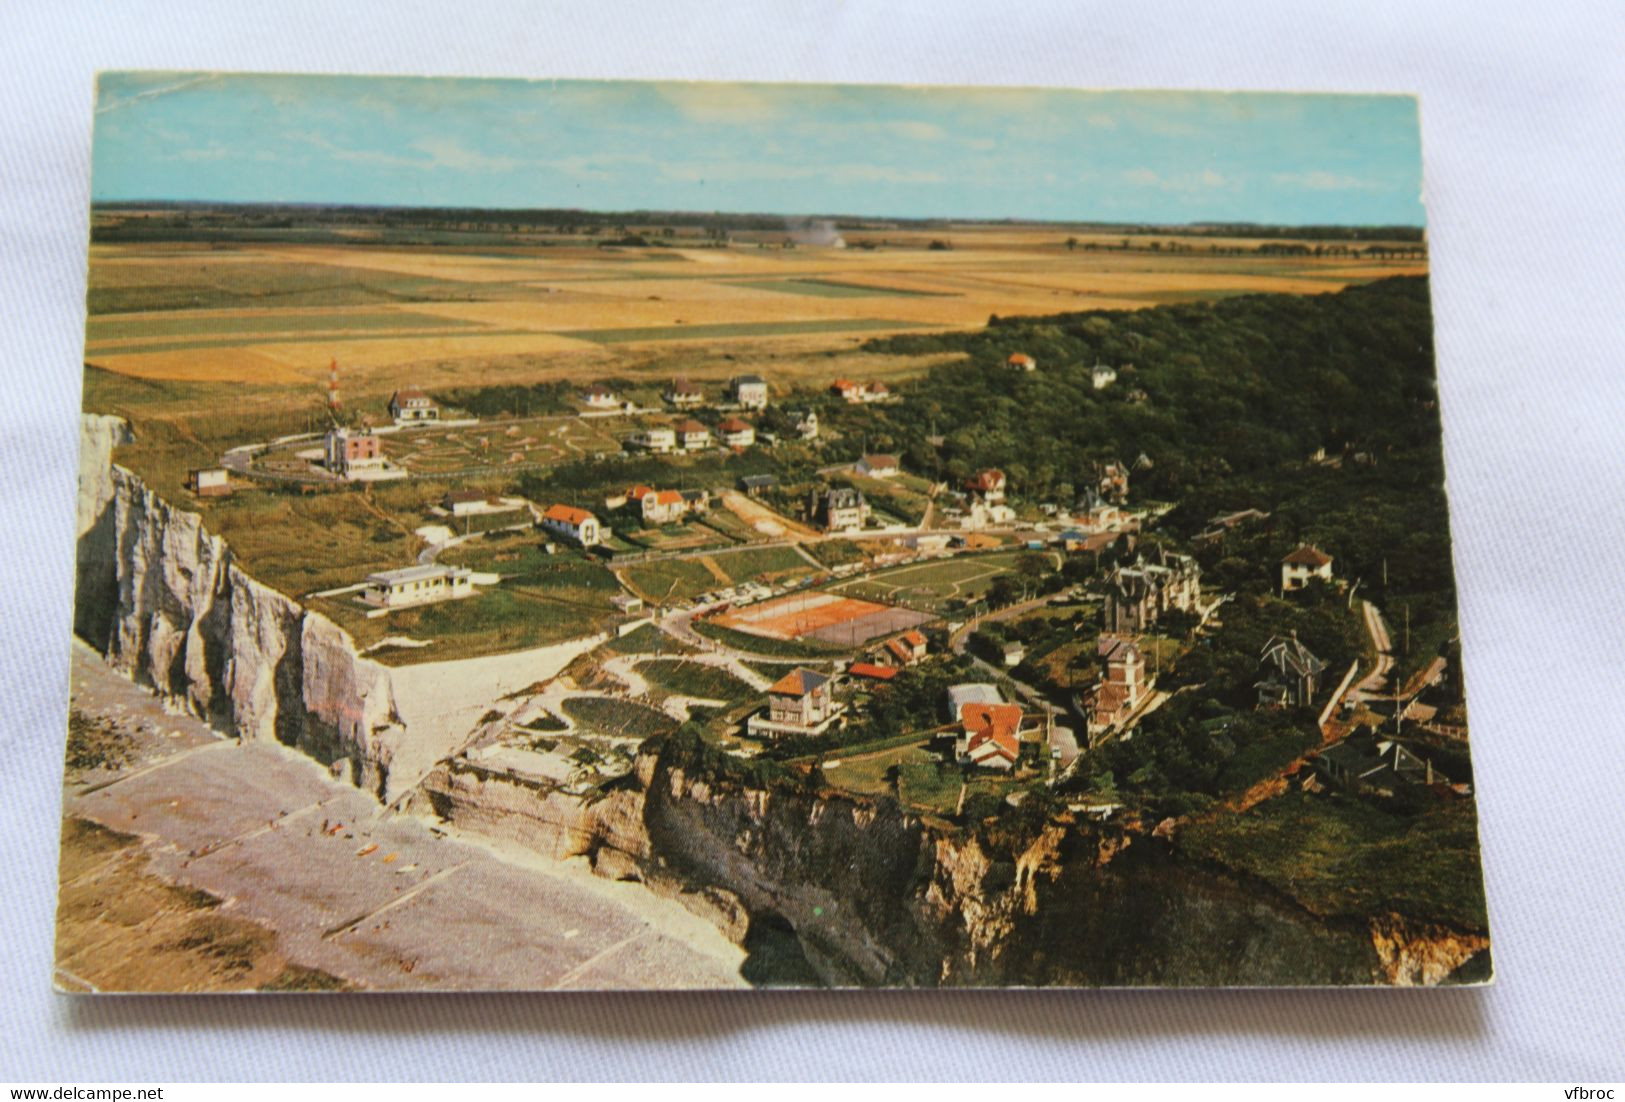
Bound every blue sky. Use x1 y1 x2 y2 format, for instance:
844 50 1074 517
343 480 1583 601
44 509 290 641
92 73 1425 225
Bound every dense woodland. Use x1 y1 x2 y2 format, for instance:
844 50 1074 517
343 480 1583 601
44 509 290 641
860 276 1456 679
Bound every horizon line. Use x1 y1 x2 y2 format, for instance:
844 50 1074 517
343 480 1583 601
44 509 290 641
88 198 1426 232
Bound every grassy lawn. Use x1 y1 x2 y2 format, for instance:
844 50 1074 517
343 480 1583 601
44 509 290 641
637 659 755 702
621 523 734 553
326 581 619 665
710 544 817 585
805 540 870 569
695 509 765 543
621 559 723 603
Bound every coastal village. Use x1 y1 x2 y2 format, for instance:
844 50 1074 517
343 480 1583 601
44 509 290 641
181 345 1470 825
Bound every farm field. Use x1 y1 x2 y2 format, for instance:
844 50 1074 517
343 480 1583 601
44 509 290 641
82 226 1426 394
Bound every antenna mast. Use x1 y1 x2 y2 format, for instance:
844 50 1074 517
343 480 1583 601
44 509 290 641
327 358 342 420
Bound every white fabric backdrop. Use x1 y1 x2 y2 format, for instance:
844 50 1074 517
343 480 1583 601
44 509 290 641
2 0 1622 1082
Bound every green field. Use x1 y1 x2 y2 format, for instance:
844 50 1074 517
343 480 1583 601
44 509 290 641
86 310 484 342
820 741 1020 816
620 544 816 604
731 278 946 299
710 544 817 584
620 558 723 603
637 659 754 703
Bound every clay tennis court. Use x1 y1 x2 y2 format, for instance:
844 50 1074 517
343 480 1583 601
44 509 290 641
715 591 933 645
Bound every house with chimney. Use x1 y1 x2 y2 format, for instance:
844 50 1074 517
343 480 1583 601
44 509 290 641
1281 544 1334 591
747 668 845 738
1255 634 1326 709
1085 635 1148 737
674 419 712 451
1102 548 1201 633
541 504 602 546
729 374 768 409
663 378 705 408
956 702 1027 771
716 417 756 448
817 486 869 532
387 388 439 424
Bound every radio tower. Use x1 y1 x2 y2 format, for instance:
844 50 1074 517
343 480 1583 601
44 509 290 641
326 357 341 421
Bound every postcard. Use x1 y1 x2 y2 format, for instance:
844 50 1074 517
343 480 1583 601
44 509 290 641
59 73 1488 991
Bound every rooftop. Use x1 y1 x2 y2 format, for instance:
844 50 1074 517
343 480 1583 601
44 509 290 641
366 563 465 586
544 504 595 526
768 668 831 696
1283 544 1333 567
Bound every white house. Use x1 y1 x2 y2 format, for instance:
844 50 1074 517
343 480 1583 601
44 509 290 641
361 564 474 610
629 485 687 525
387 388 440 424
541 504 602 546
582 385 618 410
789 409 819 440
747 668 845 738
1091 363 1118 390
674 419 711 451
730 374 768 409
1007 352 1037 372
628 425 676 453
664 378 704 407
717 417 756 448
185 467 231 498
1280 545 1334 591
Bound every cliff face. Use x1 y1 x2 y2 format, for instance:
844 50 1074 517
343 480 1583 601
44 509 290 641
421 738 1424 988
75 417 405 798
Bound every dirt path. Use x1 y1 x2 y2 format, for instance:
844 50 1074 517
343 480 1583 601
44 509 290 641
721 490 820 540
